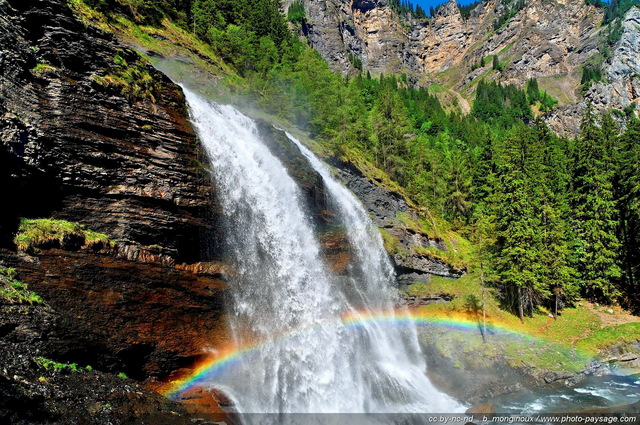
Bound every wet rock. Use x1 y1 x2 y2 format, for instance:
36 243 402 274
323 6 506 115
178 387 237 422
333 161 409 227
544 370 575 383
466 402 496 415
0 300 207 425
318 230 353 275
330 159 464 283
394 253 464 279
398 293 452 307
1 248 230 381
0 2 232 419
600 341 640 371
255 122 337 227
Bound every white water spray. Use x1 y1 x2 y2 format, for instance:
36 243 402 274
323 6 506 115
183 87 464 415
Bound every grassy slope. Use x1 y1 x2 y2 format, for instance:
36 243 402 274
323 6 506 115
408 274 640 373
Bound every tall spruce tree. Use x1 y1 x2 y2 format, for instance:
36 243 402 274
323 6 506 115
617 118 640 309
490 127 547 322
571 107 622 302
534 122 578 313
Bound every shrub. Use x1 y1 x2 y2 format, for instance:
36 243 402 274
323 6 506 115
287 0 306 25
92 52 160 103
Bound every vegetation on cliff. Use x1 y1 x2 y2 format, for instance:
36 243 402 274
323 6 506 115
0 267 42 304
14 219 115 254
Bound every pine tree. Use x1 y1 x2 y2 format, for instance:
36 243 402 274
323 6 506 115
490 127 547 322
571 107 622 302
617 118 640 308
492 55 500 71
533 121 578 313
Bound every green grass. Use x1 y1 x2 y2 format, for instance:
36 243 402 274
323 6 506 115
13 218 115 253
342 150 409 199
92 52 160 102
428 83 447 94
392 210 474 269
414 278 627 373
498 42 515 56
503 339 589 373
379 229 401 255
35 357 80 373
66 0 112 32
422 320 589 373
537 307 600 343
537 74 575 107
410 275 477 298
415 273 602 343
576 323 640 355
0 267 42 304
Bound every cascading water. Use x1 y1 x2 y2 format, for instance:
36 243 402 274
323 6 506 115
183 87 464 416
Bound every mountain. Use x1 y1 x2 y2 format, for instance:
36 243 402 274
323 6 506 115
288 0 640 134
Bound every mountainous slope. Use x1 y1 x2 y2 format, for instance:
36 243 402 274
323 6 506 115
289 0 639 134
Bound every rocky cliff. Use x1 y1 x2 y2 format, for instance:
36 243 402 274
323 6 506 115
584 8 640 118
285 0 411 75
0 0 232 421
287 0 640 134
0 0 222 261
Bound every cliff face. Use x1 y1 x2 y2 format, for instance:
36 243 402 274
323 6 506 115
284 0 409 75
0 0 220 262
0 0 230 414
291 0 601 79
585 8 640 115
289 0 640 133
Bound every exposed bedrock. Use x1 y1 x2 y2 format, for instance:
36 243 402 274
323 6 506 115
0 0 230 418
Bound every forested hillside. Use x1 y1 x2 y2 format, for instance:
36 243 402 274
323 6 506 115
73 0 640 318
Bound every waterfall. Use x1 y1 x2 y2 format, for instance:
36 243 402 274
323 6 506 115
183 87 463 416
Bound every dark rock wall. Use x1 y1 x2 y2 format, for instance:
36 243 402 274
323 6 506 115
0 0 230 401
0 0 220 262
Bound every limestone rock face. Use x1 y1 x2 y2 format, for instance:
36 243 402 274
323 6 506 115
548 7 640 135
284 0 409 75
287 0 640 136
290 0 601 81
586 8 640 114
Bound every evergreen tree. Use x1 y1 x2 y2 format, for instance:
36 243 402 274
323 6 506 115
617 118 640 309
525 78 540 104
571 106 622 302
533 121 578 313
490 127 547 322
371 77 410 180
287 0 306 24
492 55 501 71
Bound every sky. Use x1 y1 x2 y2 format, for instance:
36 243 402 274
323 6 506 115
412 0 481 13
413 0 611 14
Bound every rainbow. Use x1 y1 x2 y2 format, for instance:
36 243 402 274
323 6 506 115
163 310 537 399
